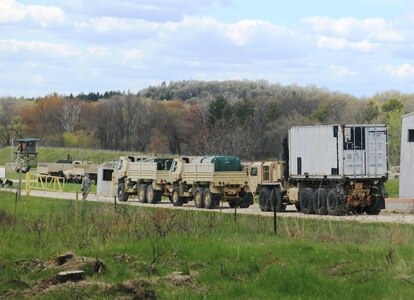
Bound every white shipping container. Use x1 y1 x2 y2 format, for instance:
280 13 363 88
289 124 387 179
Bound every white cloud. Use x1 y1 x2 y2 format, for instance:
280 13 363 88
303 16 405 42
385 63 414 78
317 36 377 52
0 0 65 27
329 65 358 77
0 39 81 57
55 0 228 22
123 49 143 60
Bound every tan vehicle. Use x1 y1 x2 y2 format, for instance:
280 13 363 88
245 161 292 212
37 159 98 183
178 156 253 209
113 155 254 209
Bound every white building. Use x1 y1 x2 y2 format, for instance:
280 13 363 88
97 162 114 197
399 112 414 198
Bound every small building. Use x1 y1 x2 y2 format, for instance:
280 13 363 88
399 112 414 198
97 162 114 197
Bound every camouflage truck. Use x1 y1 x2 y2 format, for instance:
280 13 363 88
37 160 98 183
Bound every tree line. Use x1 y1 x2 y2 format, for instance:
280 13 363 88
0 80 412 165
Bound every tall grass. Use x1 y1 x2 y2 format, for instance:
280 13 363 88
0 191 413 299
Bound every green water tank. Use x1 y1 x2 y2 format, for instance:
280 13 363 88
200 156 242 172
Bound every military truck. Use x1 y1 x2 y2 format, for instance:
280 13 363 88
37 159 98 183
245 161 289 212
246 124 388 216
113 155 253 209
179 156 253 209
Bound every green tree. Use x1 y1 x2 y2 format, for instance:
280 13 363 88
208 96 232 127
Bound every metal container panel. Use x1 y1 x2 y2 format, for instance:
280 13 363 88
289 124 387 179
289 125 340 177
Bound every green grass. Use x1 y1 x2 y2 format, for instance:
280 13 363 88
0 146 141 166
385 179 399 198
0 191 413 299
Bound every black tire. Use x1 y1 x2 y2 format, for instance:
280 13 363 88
214 194 221 207
299 188 314 214
204 189 215 209
147 185 161 204
259 188 271 212
313 188 328 215
194 187 204 208
326 189 347 216
117 183 129 202
365 187 383 215
228 200 238 208
239 192 254 208
269 187 286 212
138 184 147 203
171 187 184 207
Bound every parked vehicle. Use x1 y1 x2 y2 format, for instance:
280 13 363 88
113 155 253 208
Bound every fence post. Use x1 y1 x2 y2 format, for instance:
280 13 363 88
75 192 79 234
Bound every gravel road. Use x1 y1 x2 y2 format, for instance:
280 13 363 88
7 189 414 225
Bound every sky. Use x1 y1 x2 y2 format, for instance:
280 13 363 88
1 0 414 97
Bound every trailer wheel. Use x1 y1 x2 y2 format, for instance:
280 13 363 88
239 192 253 208
117 183 129 202
138 184 148 203
194 187 205 208
299 188 314 214
204 189 215 209
313 188 328 215
171 187 184 206
365 187 382 215
147 185 161 204
259 188 271 212
269 187 285 212
326 189 347 216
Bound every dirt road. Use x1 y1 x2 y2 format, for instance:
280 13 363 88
6 189 413 225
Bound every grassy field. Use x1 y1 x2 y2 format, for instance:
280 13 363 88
385 179 399 198
0 191 413 299
0 146 142 166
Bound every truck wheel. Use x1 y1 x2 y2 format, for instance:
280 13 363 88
171 187 184 206
117 184 129 202
259 188 271 212
204 189 215 209
138 184 148 203
240 192 253 208
147 185 161 204
228 200 238 208
194 187 204 208
326 189 347 216
299 188 314 214
365 187 382 215
313 188 328 215
269 187 285 212
214 194 221 207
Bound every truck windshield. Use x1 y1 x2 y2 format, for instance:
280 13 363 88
115 160 123 170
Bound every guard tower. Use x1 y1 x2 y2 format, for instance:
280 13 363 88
14 138 39 173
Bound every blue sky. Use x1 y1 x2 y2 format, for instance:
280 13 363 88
1 0 414 97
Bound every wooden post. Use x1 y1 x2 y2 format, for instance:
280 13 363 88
75 192 78 234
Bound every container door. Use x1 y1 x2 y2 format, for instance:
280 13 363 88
365 126 387 176
343 126 365 176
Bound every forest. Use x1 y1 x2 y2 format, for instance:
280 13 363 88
0 80 411 165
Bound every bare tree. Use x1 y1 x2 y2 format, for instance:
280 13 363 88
57 99 82 132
